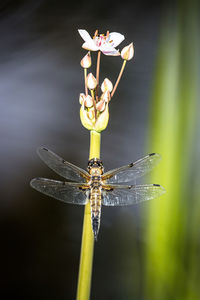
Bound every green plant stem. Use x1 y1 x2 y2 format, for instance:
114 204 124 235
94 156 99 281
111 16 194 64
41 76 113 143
111 60 127 98
89 130 101 159
76 130 101 300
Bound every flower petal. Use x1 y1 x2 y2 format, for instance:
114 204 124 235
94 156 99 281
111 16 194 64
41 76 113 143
78 29 99 51
78 29 93 43
108 32 125 47
100 44 120 56
82 42 99 51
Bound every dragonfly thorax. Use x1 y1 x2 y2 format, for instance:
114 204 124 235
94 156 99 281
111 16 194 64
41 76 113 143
90 181 101 189
91 175 101 181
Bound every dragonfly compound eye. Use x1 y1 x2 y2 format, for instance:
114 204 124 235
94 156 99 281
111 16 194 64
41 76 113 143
87 158 104 172
87 158 94 170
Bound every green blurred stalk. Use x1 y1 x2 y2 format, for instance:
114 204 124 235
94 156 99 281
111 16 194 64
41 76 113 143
182 1 200 299
186 143 200 300
76 130 101 300
144 0 199 299
145 20 182 299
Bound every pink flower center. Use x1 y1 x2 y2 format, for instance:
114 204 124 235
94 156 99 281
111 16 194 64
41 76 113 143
94 34 107 47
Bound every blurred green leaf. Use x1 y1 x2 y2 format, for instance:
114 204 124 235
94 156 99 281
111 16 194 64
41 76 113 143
144 0 200 299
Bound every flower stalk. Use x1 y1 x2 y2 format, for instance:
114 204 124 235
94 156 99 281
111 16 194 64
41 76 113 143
96 51 101 100
84 68 88 96
96 51 101 86
90 89 97 119
111 59 127 98
77 29 134 299
76 130 101 300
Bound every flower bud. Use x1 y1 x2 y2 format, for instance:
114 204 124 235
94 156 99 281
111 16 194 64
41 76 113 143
80 104 94 130
80 52 91 68
84 95 93 108
121 43 134 60
88 107 95 120
96 100 106 112
86 73 97 90
94 104 109 132
101 90 111 102
101 78 113 93
79 93 86 105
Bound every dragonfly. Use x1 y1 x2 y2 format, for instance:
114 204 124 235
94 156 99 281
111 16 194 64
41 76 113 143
30 147 165 240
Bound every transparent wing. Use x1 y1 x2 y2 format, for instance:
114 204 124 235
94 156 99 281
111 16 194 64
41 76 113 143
37 147 90 182
102 153 161 184
30 177 89 205
102 184 165 206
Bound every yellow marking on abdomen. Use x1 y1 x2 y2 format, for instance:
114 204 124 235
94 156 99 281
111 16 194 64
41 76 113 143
90 188 102 240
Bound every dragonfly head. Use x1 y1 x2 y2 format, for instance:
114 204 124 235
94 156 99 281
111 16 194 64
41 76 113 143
87 158 104 175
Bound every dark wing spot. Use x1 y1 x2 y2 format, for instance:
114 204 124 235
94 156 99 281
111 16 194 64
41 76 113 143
129 163 134 167
153 184 160 187
43 147 49 152
79 186 89 191
105 187 113 191
149 153 156 156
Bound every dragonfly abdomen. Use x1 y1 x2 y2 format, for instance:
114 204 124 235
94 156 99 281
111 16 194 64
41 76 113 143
90 187 102 241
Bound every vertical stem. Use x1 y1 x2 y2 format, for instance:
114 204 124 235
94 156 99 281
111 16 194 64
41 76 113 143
96 51 101 101
76 130 101 300
84 68 88 96
89 130 101 159
90 89 97 119
111 60 127 98
96 51 101 85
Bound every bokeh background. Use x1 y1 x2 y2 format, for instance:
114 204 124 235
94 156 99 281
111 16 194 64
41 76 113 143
0 0 199 299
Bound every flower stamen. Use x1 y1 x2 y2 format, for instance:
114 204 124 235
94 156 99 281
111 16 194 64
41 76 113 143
94 30 98 38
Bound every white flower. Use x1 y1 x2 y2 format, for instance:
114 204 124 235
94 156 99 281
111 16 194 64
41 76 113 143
78 29 124 56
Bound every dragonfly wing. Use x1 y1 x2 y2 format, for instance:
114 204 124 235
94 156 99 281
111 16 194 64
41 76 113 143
102 184 165 206
30 177 89 205
102 153 161 183
37 147 90 182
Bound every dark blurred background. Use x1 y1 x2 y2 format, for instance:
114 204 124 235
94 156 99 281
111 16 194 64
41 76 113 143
0 0 199 299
